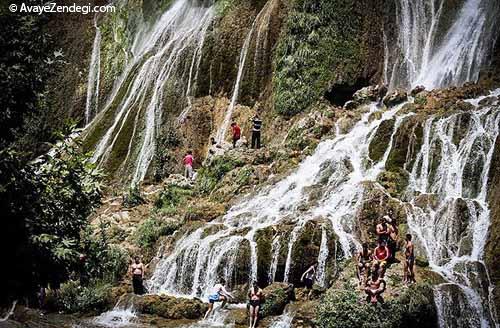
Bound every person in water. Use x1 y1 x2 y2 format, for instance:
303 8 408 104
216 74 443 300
231 121 241 148
404 233 416 285
131 257 144 295
251 113 262 149
301 262 317 300
204 279 234 320
183 150 194 179
373 239 390 277
357 242 373 285
248 281 264 328
364 263 386 305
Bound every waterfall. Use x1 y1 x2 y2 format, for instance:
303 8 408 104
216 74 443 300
86 0 215 185
215 0 275 143
387 0 499 90
85 16 101 125
268 234 281 284
148 102 406 296
215 18 257 143
315 227 329 288
404 89 500 328
269 308 294 328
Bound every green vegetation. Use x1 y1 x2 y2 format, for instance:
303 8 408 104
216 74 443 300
317 284 437 328
123 186 146 208
195 155 245 194
273 0 363 116
58 280 112 314
155 185 193 215
134 216 180 249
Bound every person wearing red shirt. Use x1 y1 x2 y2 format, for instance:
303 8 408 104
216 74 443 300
231 121 241 148
372 239 390 277
183 150 194 179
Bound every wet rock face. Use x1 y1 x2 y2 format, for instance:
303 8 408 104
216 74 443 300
131 294 208 320
383 89 408 107
486 135 500 312
260 282 294 317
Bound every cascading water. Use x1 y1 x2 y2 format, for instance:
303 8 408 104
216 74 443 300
85 16 102 125
85 0 215 185
148 102 408 297
404 90 500 328
386 0 499 90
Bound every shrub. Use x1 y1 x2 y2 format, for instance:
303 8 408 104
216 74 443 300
58 280 112 314
154 185 193 215
195 155 245 194
122 186 145 208
134 216 180 249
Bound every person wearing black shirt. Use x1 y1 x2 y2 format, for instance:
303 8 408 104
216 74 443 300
251 114 262 149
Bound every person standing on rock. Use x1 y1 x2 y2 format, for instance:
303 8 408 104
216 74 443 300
376 216 391 244
183 150 194 180
204 279 234 320
231 121 241 148
356 242 373 286
301 262 317 300
385 214 400 264
364 263 386 305
131 257 144 295
404 234 416 285
248 281 264 328
251 113 262 149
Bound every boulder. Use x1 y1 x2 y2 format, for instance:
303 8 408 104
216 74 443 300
260 283 295 317
383 89 408 107
411 85 426 96
131 294 207 320
343 100 359 110
415 256 429 267
184 200 225 222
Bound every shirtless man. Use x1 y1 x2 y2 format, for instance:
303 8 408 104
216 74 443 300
373 240 390 277
204 279 234 320
248 282 264 328
404 234 416 285
356 242 373 286
364 265 386 305
131 257 144 295
376 216 391 244
301 262 317 300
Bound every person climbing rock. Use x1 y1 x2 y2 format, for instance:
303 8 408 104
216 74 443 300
301 262 317 300
131 257 144 295
231 121 241 148
204 279 234 320
404 233 416 285
356 242 373 286
248 281 264 328
251 113 262 149
373 240 390 278
364 264 386 305
183 150 194 180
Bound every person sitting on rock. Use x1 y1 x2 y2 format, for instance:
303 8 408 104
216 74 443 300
364 263 386 305
301 262 317 300
373 239 390 277
183 150 194 180
204 279 234 320
404 233 416 285
231 121 241 148
356 242 373 286
248 281 264 328
130 256 144 295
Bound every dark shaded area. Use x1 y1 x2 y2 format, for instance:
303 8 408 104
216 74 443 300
324 78 370 106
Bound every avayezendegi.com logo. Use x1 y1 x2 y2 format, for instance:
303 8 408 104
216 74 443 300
9 1 116 15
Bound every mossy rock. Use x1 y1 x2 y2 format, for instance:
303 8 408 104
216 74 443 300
369 118 395 162
260 283 295 317
132 294 207 320
415 256 429 267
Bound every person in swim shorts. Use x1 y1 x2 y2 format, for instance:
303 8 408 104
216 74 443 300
204 278 234 320
248 281 264 328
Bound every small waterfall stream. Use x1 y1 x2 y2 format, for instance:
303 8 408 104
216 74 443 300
387 0 499 89
85 16 102 125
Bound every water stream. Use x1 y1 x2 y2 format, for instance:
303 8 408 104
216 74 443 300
386 0 499 90
85 16 102 125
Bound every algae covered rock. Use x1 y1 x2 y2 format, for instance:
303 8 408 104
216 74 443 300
383 89 408 107
132 294 207 320
260 283 295 317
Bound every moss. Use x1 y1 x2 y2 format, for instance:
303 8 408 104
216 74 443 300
195 154 246 195
369 119 395 162
255 226 275 285
377 168 409 198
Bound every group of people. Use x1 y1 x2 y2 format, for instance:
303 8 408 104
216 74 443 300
203 279 263 328
182 114 263 180
356 214 416 304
